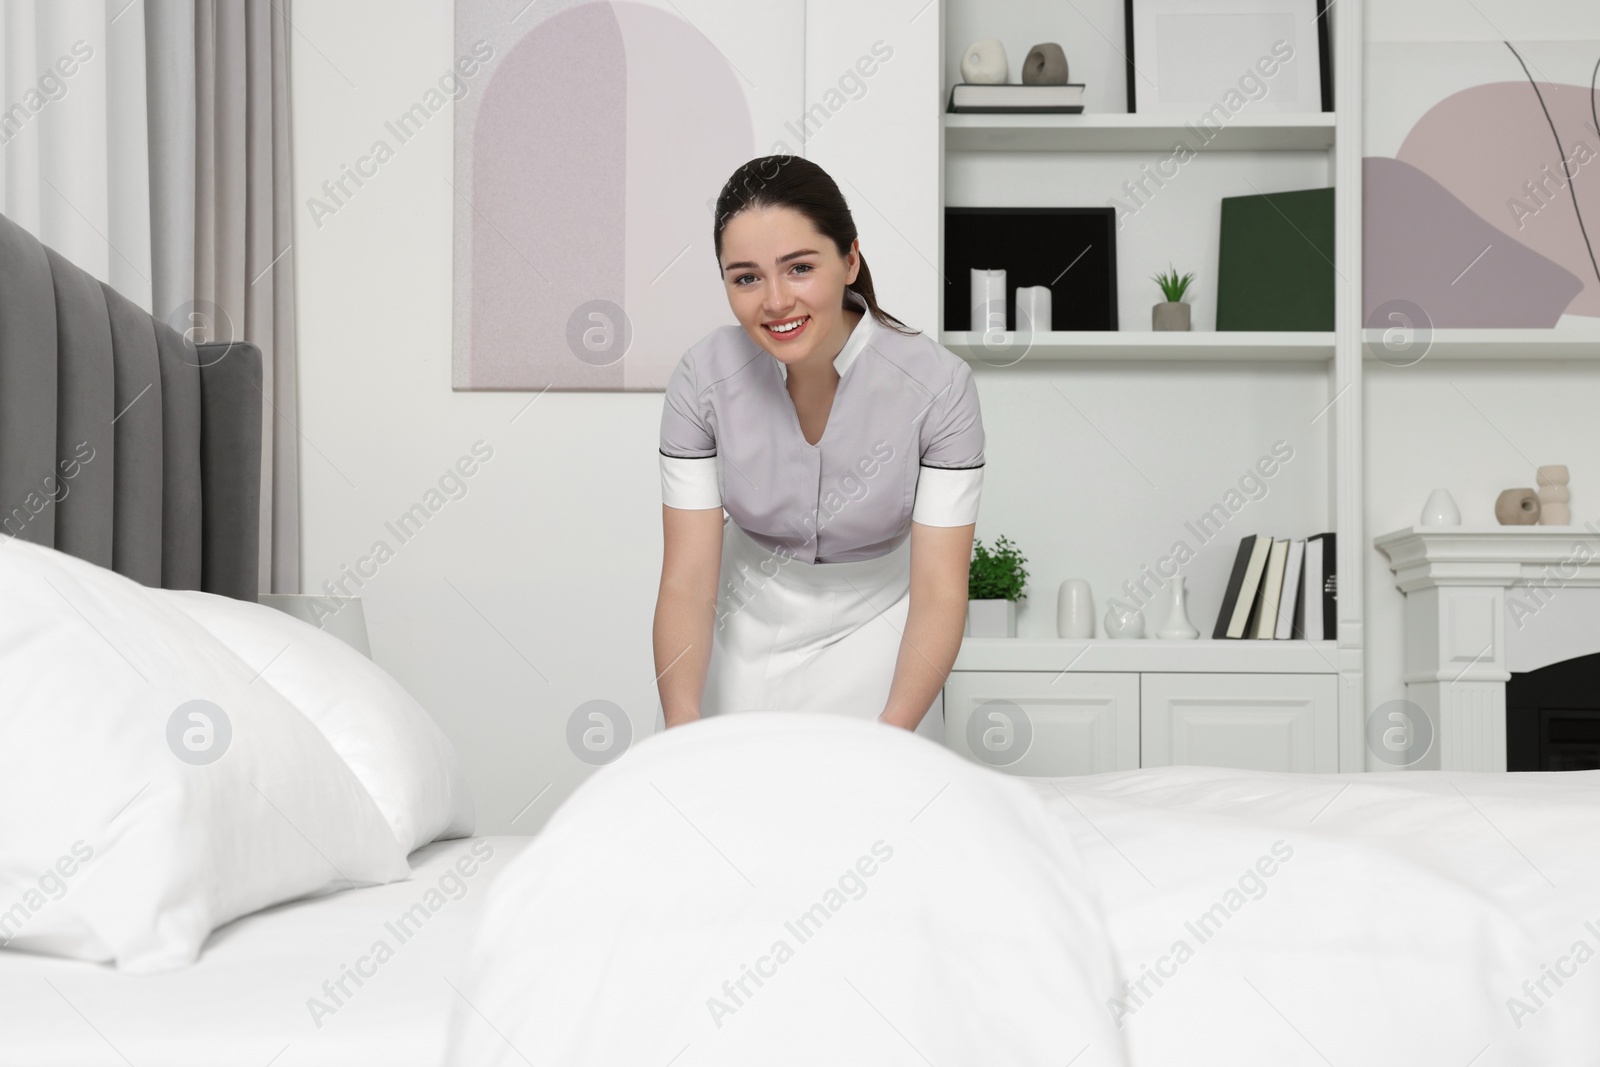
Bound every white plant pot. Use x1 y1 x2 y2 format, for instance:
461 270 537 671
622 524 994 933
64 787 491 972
966 598 1017 638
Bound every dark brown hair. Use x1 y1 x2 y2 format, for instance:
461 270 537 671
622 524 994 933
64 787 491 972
712 155 919 337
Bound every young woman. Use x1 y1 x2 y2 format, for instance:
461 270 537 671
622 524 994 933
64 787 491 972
652 155 985 741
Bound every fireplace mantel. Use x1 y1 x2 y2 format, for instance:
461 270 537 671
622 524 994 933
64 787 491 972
1374 523 1600 771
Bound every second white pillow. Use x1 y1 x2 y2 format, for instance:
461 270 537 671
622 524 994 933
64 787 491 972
160 589 476 854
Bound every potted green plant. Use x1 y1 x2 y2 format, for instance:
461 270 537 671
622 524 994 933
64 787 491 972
1151 265 1195 332
967 535 1029 638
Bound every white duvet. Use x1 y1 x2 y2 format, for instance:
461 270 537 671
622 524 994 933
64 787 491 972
1030 765 1600 1065
447 715 1600 1066
445 711 1133 1067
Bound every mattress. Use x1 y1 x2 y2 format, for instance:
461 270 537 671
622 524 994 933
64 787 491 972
0 835 532 1067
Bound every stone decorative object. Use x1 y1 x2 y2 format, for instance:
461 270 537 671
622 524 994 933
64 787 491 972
960 39 1008 84
1154 577 1200 639
1495 487 1541 525
1056 579 1094 638
1022 43 1068 85
1420 488 1461 526
1153 302 1191 331
1537 465 1571 525
1104 599 1145 639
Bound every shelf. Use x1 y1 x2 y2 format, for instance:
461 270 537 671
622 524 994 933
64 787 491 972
1363 329 1600 362
941 330 1335 362
952 638 1342 674
943 112 1336 152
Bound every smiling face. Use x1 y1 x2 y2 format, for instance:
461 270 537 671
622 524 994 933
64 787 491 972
719 205 860 376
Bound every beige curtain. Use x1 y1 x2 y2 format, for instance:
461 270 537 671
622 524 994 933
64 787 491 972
188 0 300 595
3 0 299 595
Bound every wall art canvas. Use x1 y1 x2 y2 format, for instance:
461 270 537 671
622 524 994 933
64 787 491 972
452 0 803 390
1364 35 1600 330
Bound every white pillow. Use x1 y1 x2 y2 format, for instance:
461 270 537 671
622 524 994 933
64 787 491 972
0 539 412 973
157 588 475 853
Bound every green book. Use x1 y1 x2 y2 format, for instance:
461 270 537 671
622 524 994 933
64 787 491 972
1216 187 1335 331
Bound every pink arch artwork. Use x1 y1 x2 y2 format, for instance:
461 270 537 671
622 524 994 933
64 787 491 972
455 1 757 390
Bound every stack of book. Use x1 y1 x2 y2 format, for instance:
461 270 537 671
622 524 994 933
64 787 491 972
946 83 1086 114
1212 533 1336 640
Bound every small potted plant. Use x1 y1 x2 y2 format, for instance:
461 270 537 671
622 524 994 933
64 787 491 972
1151 265 1196 332
967 535 1029 638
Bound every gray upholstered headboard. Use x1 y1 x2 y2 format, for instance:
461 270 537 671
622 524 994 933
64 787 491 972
0 212 264 601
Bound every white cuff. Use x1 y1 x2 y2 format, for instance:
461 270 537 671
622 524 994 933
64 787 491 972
660 453 722 510
911 464 982 526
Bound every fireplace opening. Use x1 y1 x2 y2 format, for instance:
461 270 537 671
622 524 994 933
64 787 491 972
1507 650 1600 772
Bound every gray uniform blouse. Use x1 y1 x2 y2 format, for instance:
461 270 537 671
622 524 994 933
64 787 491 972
659 287 985 564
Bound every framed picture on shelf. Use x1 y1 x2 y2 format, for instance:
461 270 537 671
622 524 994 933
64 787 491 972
942 207 1119 334
1124 0 1332 115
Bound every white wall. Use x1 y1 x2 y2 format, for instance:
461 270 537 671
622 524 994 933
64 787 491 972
291 0 671 836
1361 0 1600 769
289 0 1600 830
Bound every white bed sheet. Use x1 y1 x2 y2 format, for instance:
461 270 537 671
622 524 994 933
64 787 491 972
0 836 531 1067
1027 765 1600 1066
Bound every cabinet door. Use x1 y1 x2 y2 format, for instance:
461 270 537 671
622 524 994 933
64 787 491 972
943 672 1139 776
1140 673 1338 772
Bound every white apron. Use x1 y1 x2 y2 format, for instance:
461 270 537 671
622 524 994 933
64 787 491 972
697 516 943 743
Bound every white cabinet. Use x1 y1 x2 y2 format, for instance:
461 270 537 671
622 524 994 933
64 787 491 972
943 665 1340 776
943 672 1139 775
1140 673 1339 773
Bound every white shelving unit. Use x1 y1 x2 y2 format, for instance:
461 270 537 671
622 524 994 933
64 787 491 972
942 330 1335 362
935 0 1368 773
943 112 1337 152
951 638 1342 674
1363 329 1600 361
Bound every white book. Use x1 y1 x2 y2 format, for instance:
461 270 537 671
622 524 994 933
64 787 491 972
1274 539 1305 640
1226 535 1274 639
1302 536 1324 641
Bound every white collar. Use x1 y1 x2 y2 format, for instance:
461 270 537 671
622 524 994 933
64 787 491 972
773 288 874 381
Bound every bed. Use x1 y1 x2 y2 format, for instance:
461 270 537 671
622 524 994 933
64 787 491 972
0 837 531 1067
0 211 519 1065
6 214 1600 1067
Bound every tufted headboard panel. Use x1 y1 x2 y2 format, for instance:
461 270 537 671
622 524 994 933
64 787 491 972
0 212 263 601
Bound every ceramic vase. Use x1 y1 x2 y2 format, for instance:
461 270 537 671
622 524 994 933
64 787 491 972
1538 465 1571 525
1155 577 1200 639
1056 579 1094 638
1104 599 1145 639
1495 488 1540 525
1420 488 1460 526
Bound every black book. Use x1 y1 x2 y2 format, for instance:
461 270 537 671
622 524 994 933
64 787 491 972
1213 534 1270 640
1313 531 1337 638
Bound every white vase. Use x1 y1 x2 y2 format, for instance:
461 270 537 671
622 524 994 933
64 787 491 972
966 598 1016 638
1420 488 1460 526
1056 579 1094 637
1154 577 1199 639
1104 599 1145 639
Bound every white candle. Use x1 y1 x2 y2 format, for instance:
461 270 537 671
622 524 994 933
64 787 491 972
1016 285 1052 334
970 268 1006 334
